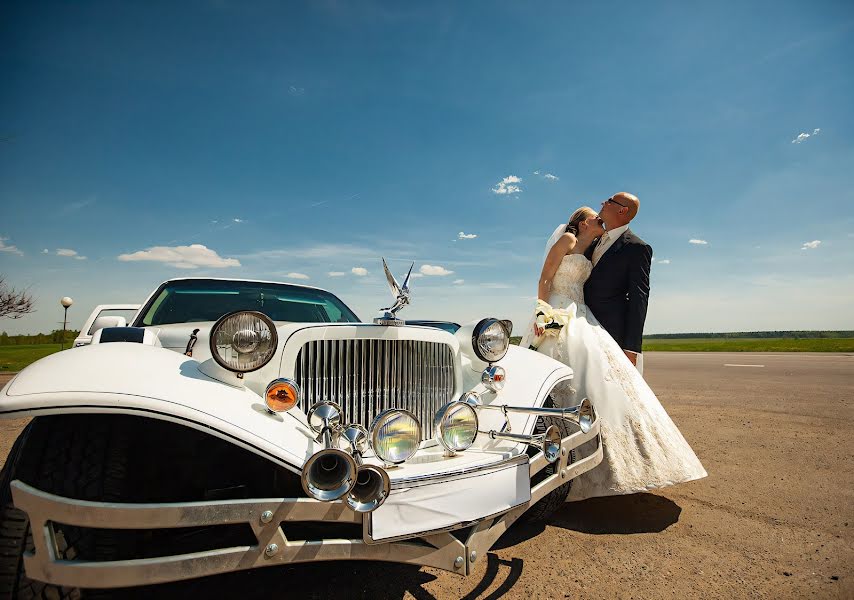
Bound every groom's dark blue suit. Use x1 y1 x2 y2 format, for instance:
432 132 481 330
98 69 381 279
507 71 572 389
584 228 652 354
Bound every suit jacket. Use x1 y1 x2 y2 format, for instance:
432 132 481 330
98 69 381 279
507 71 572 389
583 228 652 353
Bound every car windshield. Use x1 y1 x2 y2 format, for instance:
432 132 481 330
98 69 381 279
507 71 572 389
135 279 360 326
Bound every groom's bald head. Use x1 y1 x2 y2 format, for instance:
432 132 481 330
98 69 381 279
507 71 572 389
600 192 639 228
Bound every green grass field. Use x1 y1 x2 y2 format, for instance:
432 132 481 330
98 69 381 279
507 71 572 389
512 336 854 352
1 337 852 373
0 344 64 372
641 337 854 352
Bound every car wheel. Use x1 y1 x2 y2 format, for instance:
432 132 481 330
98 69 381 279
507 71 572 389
520 396 576 523
0 416 133 599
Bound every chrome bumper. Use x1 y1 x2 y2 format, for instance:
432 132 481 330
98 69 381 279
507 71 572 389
11 416 601 588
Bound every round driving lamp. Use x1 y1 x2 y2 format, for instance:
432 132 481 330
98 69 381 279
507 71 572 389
209 311 278 372
434 401 479 453
265 378 300 412
472 318 510 363
370 409 421 465
481 365 506 391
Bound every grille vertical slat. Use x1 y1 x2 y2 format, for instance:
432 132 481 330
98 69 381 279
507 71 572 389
295 337 454 440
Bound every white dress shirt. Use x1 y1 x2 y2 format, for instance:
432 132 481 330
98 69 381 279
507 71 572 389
592 224 628 267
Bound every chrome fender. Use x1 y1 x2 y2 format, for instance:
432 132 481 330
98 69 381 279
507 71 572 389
0 344 314 474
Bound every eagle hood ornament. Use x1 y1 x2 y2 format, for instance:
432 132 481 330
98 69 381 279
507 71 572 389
373 258 414 326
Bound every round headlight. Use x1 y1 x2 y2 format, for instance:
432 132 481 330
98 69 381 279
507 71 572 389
434 401 479 453
209 311 278 372
472 318 510 363
370 409 421 464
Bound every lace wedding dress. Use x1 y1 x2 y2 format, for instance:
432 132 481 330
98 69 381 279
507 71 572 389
521 254 707 501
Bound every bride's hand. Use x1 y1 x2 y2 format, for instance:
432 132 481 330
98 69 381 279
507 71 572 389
534 324 544 336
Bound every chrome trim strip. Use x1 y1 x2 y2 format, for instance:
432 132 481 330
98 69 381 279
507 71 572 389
389 453 529 489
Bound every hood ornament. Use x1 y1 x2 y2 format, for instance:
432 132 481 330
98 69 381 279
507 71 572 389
373 258 414 326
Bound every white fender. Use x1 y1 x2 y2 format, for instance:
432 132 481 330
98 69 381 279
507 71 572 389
0 344 314 475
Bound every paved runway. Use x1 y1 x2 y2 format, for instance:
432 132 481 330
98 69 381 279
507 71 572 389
0 352 852 598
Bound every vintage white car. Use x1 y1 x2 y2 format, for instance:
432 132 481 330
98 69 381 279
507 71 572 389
0 267 601 595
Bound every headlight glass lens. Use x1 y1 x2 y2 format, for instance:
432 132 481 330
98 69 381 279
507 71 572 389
265 379 300 412
371 410 421 464
435 401 478 452
473 318 510 362
210 311 278 372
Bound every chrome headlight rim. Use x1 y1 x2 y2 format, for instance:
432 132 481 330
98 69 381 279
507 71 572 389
433 400 479 453
209 310 278 373
370 408 422 465
471 317 511 363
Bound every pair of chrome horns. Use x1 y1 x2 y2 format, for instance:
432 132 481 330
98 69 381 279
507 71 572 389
301 402 390 513
475 397 595 464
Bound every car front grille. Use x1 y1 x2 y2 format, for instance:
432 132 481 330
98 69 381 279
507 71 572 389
293 339 456 439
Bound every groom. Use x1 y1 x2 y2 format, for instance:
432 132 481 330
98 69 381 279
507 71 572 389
584 192 652 371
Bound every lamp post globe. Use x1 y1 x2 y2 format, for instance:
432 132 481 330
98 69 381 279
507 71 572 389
60 297 73 350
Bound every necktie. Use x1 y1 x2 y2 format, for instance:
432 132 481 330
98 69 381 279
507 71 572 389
593 232 610 265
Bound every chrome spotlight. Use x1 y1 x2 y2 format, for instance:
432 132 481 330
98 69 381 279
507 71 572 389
340 424 391 513
484 425 563 464
301 402 358 502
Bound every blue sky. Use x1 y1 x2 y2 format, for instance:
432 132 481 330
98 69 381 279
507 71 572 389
2 0 853 335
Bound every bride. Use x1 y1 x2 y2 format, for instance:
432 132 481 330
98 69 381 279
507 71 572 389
522 206 707 501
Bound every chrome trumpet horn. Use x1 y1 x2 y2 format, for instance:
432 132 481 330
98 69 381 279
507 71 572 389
301 402 358 502
484 425 563 464
476 397 595 434
340 425 391 513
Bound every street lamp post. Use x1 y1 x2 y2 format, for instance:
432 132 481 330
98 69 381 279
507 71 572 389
60 297 73 350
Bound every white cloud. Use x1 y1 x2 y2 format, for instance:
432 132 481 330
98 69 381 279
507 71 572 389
42 249 49 254
657 259 671 264
801 240 821 250
285 272 309 279
56 248 87 260
351 267 368 276
420 264 454 276
492 175 522 195
117 244 241 269
288 85 305 97
453 279 465 285
791 128 821 144
458 231 477 240
409 273 424 278
689 239 708 245
233 218 245 224
328 271 346 277
543 173 559 181
0 237 23 256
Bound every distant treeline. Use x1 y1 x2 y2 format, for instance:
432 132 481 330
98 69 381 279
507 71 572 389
644 331 854 340
0 330 80 346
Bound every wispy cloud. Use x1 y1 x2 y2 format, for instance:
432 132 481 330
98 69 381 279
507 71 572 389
453 279 465 285
328 271 346 277
458 231 477 240
492 175 522 195
117 244 240 269
791 128 821 144
232 218 245 224
351 267 368 276
801 240 821 250
543 173 559 181
0 236 23 256
420 264 454 276
61 197 96 214
285 272 309 279
288 85 305 97
657 259 671 264
689 239 708 245
56 248 87 260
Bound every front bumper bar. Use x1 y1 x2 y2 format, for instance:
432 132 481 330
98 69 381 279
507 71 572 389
11 416 601 588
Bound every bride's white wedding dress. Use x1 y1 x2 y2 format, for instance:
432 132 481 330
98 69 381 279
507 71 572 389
522 254 707 501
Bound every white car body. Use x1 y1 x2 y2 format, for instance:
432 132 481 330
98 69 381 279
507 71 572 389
0 277 602 589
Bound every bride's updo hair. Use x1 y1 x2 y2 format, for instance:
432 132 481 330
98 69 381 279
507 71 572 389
565 206 597 236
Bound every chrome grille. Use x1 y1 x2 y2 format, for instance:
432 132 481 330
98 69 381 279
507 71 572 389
294 339 456 439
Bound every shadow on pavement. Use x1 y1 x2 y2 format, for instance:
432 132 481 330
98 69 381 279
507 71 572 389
462 554 524 600
494 492 682 549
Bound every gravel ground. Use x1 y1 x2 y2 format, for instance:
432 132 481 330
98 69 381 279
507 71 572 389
0 352 852 599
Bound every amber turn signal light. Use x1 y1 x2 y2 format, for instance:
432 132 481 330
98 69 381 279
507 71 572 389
265 379 300 413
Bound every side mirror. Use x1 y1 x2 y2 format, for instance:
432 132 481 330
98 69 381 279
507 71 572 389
90 316 127 334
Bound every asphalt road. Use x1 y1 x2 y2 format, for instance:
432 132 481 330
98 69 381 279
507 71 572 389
0 352 852 599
